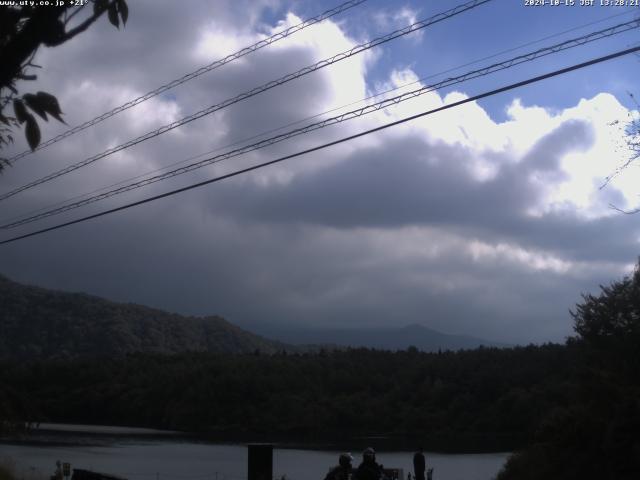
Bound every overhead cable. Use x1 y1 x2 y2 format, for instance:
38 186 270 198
5 0 369 163
0 0 493 202
9 4 628 226
3 18 638 229
1 44 638 246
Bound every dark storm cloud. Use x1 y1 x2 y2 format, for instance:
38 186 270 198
206 136 533 227
205 120 586 226
37 0 283 93
204 116 638 264
0 196 588 344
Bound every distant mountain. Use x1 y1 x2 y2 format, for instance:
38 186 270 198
0 275 290 360
260 323 509 352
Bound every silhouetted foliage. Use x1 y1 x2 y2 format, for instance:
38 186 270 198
572 263 640 345
0 0 128 171
498 261 640 480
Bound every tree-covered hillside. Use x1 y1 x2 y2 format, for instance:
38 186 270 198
0 275 287 359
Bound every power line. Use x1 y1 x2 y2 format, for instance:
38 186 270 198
370 8 639 99
0 0 493 203
5 0 369 163
1 45 638 247
5 6 631 227
3 18 637 229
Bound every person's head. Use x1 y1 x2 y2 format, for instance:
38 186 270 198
363 447 376 462
339 453 353 468
418 446 423 453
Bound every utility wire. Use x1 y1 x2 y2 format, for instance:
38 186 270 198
5 6 632 227
5 0 369 163
3 18 638 230
2 45 638 246
11 3 631 224
0 0 492 202
372 7 639 98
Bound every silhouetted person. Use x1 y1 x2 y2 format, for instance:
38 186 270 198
354 448 384 480
413 447 425 480
325 453 353 480
55 461 63 480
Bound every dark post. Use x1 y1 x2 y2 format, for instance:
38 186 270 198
248 444 273 480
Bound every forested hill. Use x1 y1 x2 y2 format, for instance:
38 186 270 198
0 275 288 359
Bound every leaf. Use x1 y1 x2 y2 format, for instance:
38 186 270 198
42 19 66 46
0 113 9 126
94 0 109 16
23 93 49 121
24 114 41 151
117 0 128 26
108 2 119 28
13 99 28 124
35 91 65 124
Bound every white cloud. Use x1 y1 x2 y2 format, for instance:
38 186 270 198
373 6 423 43
359 68 638 217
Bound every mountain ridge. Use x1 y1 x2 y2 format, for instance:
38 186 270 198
246 321 509 352
1 274 507 359
0 274 289 359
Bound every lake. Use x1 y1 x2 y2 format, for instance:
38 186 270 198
1 425 509 480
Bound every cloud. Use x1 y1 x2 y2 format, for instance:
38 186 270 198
373 6 424 43
1 1 639 346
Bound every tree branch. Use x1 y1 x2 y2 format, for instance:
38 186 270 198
0 9 63 89
50 0 117 46
64 5 85 25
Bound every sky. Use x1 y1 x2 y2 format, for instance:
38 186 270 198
1 0 639 344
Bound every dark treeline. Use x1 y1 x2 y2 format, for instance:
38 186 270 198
2 343 574 452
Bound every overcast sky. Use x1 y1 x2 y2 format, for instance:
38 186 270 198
1 0 639 344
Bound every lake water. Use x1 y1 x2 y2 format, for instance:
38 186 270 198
1 426 509 480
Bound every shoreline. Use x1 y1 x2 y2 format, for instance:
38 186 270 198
1 423 516 454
